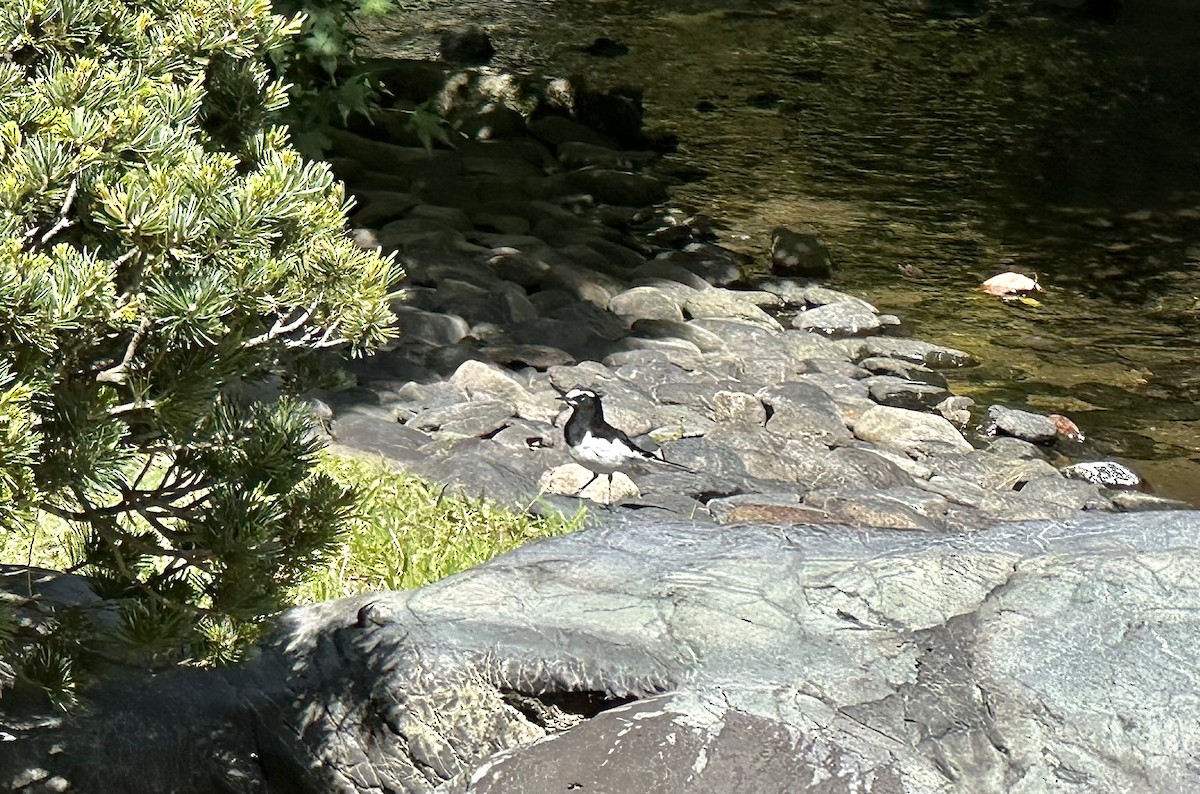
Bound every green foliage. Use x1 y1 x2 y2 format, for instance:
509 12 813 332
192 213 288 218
268 0 408 156
293 454 584 602
0 0 399 672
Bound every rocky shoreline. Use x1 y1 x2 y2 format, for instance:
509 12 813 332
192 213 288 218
318 56 1185 529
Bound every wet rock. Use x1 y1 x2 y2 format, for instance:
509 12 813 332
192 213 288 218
630 260 713 290
391 306 471 346
758 381 852 445
863 376 952 411
1108 491 1192 511
540 463 639 504
647 403 716 442
1061 460 1143 490
470 211 531 236
552 169 668 207
804 486 950 531
526 115 616 149
557 141 641 170
793 300 882 337
798 447 920 491
489 419 558 451
708 390 768 426
347 190 419 228
608 286 684 321
704 426 825 484
802 287 874 311
936 395 974 427
797 372 875 419
933 451 1060 492
683 290 783 332
859 357 949 388
756 277 811 307
854 405 974 456
408 400 516 438
393 380 469 411
654 380 754 411
653 247 742 287
984 436 1047 460
707 353 802 386
438 26 495 65
1016 476 1110 511
422 439 548 506
449 360 532 404
654 433 753 480
984 405 1059 444
688 319 788 355
778 330 851 362
808 358 870 379
480 344 575 370
329 416 433 465
611 356 694 390
707 494 829 525
921 474 989 508
620 336 705 369
770 226 832 278
859 337 978 369
631 319 726 352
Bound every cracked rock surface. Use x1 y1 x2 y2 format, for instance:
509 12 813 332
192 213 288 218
6 511 1200 793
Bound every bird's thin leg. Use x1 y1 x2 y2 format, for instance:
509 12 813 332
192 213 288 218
580 471 600 495
607 473 614 505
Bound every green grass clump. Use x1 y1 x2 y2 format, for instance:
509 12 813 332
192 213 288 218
2 453 583 605
290 453 584 604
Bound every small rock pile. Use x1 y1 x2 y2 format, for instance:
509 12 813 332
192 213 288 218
317 59 1181 529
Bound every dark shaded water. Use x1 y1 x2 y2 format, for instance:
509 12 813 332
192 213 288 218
365 0 1200 503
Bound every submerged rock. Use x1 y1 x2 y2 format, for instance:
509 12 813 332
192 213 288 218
770 226 832 278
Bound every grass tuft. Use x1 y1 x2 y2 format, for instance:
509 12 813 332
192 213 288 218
289 453 585 604
2 453 584 605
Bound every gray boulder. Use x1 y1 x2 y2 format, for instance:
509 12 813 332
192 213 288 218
793 299 882 337
8 512 1200 793
984 405 1059 444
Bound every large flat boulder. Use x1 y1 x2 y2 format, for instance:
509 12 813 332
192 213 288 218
6 511 1200 793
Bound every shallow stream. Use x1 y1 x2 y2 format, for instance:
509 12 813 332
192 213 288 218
366 0 1200 503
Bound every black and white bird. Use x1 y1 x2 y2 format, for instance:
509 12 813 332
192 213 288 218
560 387 687 495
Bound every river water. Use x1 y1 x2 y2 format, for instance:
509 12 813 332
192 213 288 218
365 0 1200 503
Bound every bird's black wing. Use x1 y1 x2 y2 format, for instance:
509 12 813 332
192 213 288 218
595 424 690 469
591 423 657 459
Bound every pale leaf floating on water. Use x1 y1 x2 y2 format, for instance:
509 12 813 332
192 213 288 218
979 271 1042 297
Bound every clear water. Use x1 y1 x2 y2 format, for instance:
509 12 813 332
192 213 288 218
364 0 1200 503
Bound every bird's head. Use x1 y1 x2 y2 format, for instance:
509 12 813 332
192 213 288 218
561 387 599 408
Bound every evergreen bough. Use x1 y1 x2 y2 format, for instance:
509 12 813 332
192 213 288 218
0 0 399 688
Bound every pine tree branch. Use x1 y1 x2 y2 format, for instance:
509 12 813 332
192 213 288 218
97 317 153 384
108 399 158 417
22 178 78 251
245 305 314 347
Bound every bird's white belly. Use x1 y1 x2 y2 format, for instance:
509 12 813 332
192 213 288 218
569 431 641 474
